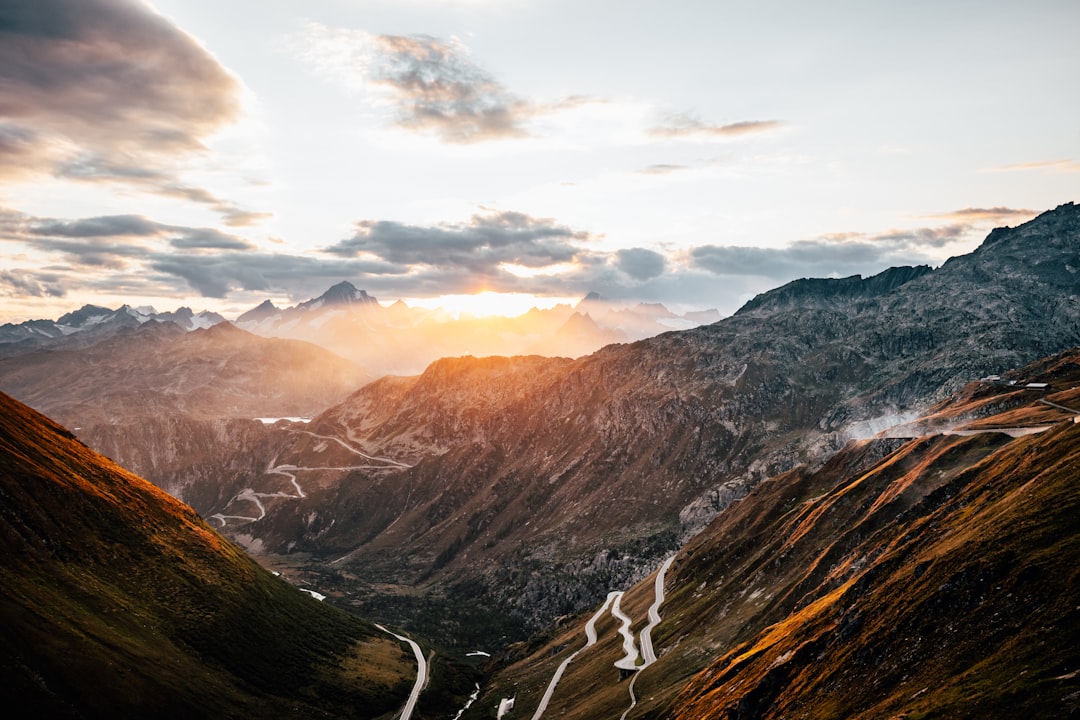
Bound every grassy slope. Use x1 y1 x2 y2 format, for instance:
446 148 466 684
663 355 1080 719
668 420 1080 719
0 390 414 719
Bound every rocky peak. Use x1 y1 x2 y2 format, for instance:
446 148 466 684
297 281 378 311
236 299 280 324
56 303 113 327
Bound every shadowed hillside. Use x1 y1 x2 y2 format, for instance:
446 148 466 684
0 390 425 719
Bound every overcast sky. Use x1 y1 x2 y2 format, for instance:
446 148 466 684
1 0 1077 322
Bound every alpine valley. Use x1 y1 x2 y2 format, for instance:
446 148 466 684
1 203 1078 718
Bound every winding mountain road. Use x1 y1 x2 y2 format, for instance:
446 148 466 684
212 429 412 527
376 624 427 720
611 592 640 670
531 592 618 720
638 555 675 666
300 430 413 468
531 555 677 720
620 555 676 720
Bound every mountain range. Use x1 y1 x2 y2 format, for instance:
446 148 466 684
1 202 1078 717
0 284 720 377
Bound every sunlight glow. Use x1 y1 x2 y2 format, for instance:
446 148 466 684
499 262 579 278
404 291 579 319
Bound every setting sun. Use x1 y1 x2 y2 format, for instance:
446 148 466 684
404 291 581 319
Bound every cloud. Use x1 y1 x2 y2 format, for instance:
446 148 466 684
0 202 994 320
0 270 66 298
616 248 666 281
369 34 532 142
8 210 256 272
53 155 271 227
148 253 405 298
327 211 593 271
288 23 588 143
650 114 783 140
168 229 256 251
925 207 1038 223
989 159 1080 173
636 163 691 175
690 223 976 281
869 224 969 249
27 214 162 238
0 0 239 166
0 0 265 225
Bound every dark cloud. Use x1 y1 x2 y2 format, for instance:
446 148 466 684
616 248 666 281
10 210 255 271
0 269 65 298
690 223 978 281
870 224 969 248
292 26 591 143
650 114 783 140
0 0 265 226
327 211 592 271
148 253 403 298
28 214 161 238
33 237 148 269
0 0 239 162
369 34 533 143
168 229 255 251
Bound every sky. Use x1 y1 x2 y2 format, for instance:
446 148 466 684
1 0 1077 323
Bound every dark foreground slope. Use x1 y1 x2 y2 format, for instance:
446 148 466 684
471 350 1080 719
0 391 419 720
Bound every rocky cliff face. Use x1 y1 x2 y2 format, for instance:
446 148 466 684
214 204 1080 646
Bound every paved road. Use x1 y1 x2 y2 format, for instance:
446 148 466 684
620 555 676 720
611 592 640 670
300 430 413 468
376 624 427 720
638 555 675 666
532 555 678 720
531 592 618 720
